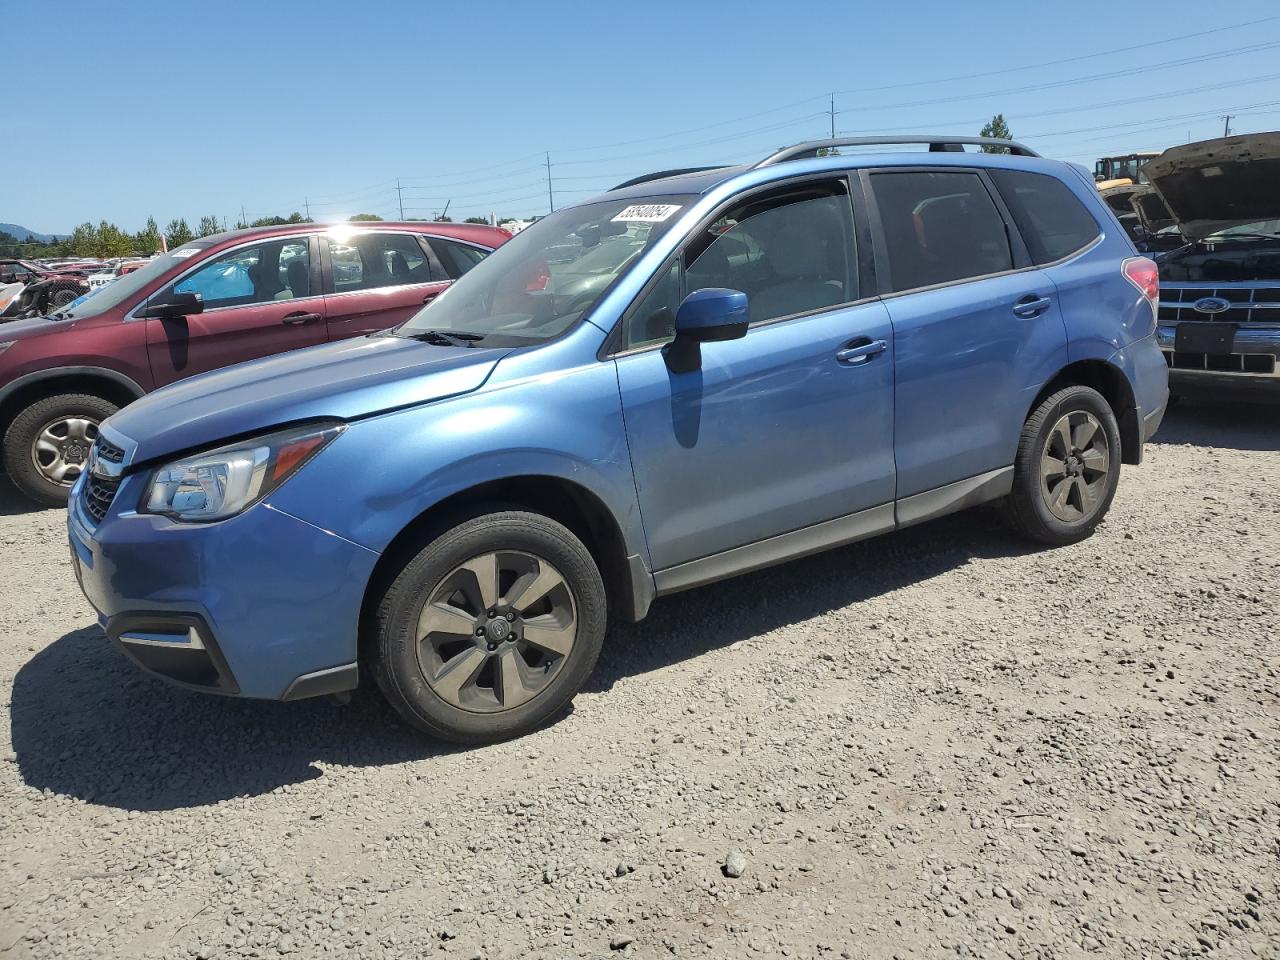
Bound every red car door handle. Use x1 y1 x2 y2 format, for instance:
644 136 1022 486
282 311 322 325
422 293 439 304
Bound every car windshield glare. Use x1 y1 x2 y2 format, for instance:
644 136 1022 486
396 195 694 345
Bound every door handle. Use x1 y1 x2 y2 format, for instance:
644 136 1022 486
835 338 888 365
282 311 322 325
422 293 439 304
1012 295 1052 318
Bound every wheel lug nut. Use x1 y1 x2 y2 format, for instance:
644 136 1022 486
476 628 485 636
487 610 496 618
506 612 515 622
487 642 498 651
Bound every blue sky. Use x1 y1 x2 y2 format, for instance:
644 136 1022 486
5 0 1280 234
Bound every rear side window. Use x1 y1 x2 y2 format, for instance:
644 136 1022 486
429 237 489 279
989 169 1100 264
327 233 440 292
870 171 1012 292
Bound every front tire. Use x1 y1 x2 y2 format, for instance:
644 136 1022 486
1007 385 1121 546
371 510 606 743
2 393 118 507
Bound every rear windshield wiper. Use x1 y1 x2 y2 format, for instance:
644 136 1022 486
405 329 486 347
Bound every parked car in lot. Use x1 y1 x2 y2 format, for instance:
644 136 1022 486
1142 133 1280 393
0 221 509 504
0 258 90 308
67 135 1168 743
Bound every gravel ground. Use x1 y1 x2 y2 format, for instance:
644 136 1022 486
1 399 1277 960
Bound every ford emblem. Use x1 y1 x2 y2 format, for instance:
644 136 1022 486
1192 296 1231 315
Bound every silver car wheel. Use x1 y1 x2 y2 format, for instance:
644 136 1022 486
1039 410 1110 523
30 416 99 486
416 550 577 713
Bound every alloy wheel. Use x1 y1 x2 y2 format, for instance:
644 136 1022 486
1039 410 1110 523
30 416 99 486
416 551 577 713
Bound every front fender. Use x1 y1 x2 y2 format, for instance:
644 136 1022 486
267 354 647 564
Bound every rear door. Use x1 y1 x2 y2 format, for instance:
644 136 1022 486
143 234 327 387
320 231 452 340
865 167 1070 498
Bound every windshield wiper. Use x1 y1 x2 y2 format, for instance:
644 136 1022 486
405 329 486 347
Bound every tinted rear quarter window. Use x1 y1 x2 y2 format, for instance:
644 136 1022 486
988 169 1100 264
870 171 1013 292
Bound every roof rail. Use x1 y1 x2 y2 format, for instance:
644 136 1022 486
610 166 730 190
755 136 1040 167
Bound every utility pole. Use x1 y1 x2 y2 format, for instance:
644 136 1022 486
396 178 404 220
828 93 836 139
240 204 246 228
1220 114 1234 137
304 197 311 220
545 152 555 214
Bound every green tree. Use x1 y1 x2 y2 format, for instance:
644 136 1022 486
68 222 98 257
135 216 163 254
464 216 490 225
348 213 383 222
979 114 1013 153
166 218 195 247
197 215 223 238
96 221 133 257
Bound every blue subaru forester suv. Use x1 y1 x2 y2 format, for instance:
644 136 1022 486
68 136 1168 743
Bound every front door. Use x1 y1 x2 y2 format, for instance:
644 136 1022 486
144 235 326 387
321 231 451 340
614 183 897 572
866 168 1069 498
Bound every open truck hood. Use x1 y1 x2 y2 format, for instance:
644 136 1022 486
1143 132 1280 240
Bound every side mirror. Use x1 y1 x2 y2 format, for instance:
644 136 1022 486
141 291 204 319
663 287 749 374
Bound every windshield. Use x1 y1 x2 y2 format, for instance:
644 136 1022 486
396 195 694 345
59 243 213 320
1203 218 1280 240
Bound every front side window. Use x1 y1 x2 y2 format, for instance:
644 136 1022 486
327 233 438 293
871 171 1013 292
396 194 694 346
989 169 1100 264
170 239 311 309
623 185 857 349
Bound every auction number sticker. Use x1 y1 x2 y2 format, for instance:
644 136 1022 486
170 247 201 258
611 204 682 223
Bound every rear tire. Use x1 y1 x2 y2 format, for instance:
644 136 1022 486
371 509 606 744
3 393 118 507
1007 385 1121 546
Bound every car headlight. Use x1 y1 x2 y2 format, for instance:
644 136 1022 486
142 422 344 522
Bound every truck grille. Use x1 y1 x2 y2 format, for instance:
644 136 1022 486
1158 285 1280 324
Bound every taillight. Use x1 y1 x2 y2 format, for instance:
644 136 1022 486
1122 256 1159 317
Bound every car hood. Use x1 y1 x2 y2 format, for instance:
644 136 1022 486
1144 133 1280 240
107 333 509 463
0 313 80 338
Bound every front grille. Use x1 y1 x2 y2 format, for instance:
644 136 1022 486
82 473 120 525
1163 349 1277 375
1158 285 1280 324
96 437 125 463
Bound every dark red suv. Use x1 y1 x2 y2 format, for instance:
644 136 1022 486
0 221 510 504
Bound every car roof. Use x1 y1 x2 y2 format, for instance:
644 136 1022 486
605 149 1069 203
196 220 510 249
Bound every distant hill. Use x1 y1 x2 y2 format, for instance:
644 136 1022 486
0 223 68 243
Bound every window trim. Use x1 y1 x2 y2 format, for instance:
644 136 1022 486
126 232 322 320
425 234 493 280
602 172 868 358
862 165 1032 299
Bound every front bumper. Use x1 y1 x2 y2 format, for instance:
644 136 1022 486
68 480 379 700
1157 322 1280 388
